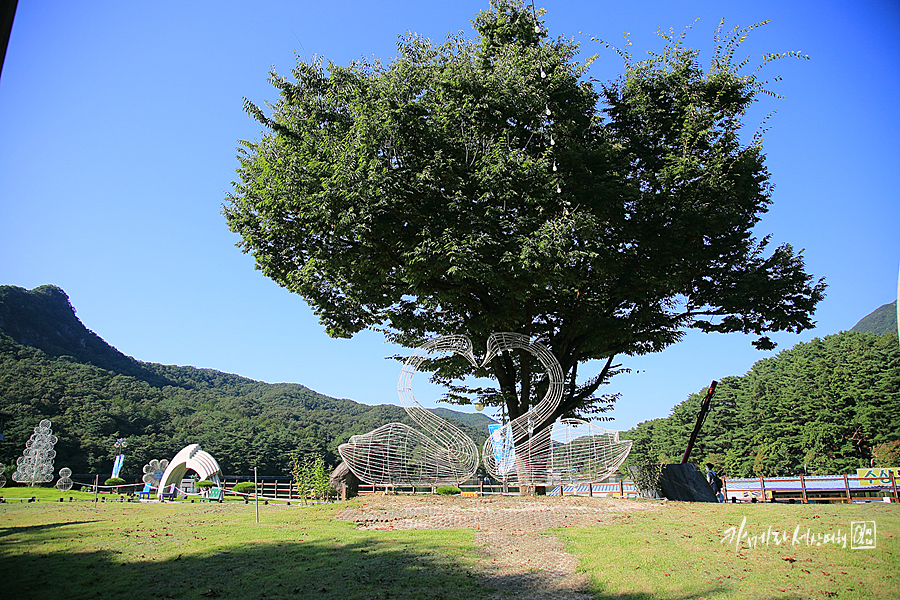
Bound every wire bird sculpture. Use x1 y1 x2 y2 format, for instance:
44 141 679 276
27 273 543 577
338 333 632 488
481 335 633 486
338 335 482 486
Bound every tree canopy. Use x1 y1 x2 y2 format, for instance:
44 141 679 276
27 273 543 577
224 0 825 427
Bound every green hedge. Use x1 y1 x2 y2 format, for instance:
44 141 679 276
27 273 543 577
435 486 461 496
231 481 256 494
104 477 126 487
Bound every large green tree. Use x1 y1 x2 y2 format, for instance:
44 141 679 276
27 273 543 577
224 1 825 428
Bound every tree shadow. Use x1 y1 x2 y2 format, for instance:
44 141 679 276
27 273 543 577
2 536 497 600
0 520 749 600
0 520 101 538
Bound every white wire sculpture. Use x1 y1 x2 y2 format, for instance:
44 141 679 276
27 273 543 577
338 335 481 486
481 335 632 486
142 459 169 487
338 333 632 489
13 419 58 486
0 462 6 489
56 467 74 492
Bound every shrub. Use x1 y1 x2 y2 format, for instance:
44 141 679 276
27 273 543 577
435 486 461 496
231 481 256 494
196 480 216 490
104 477 126 493
291 453 335 503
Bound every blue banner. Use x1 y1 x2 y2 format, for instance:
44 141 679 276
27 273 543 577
488 424 516 476
111 454 125 478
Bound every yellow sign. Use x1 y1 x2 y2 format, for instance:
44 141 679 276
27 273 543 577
856 467 900 486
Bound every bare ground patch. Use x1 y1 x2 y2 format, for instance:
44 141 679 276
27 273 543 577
337 495 663 599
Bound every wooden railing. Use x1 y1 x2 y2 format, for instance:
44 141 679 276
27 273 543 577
723 473 899 504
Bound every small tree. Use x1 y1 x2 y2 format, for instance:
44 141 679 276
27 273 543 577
291 453 334 503
104 477 126 493
290 453 310 503
232 481 256 494
309 456 334 501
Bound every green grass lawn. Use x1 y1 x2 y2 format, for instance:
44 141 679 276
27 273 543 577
557 501 899 599
2 487 898 599
1 489 484 600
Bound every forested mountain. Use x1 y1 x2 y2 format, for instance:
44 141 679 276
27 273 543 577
851 300 898 336
0 285 491 478
5 284 897 481
622 330 900 477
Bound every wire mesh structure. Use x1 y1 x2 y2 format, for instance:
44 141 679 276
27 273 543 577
0 462 6 489
481 338 632 486
13 419 58 486
339 332 632 488
338 335 481 486
56 467 74 492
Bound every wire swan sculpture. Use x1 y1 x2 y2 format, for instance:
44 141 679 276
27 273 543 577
481 334 633 486
338 333 632 488
338 335 481 486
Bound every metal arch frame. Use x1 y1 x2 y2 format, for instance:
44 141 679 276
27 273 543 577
481 336 632 486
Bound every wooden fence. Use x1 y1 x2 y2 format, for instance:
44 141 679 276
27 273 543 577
723 472 899 504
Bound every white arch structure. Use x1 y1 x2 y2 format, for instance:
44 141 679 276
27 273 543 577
157 444 222 499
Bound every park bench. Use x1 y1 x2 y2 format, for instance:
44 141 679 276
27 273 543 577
201 487 224 503
160 483 177 501
134 483 154 500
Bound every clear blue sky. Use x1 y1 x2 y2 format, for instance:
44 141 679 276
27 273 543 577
1 1 897 431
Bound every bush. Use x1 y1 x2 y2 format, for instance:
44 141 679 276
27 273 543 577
196 480 216 490
435 486 461 496
231 481 256 494
290 453 335 503
104 477 126 493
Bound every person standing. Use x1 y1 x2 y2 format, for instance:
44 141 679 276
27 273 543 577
706 463 724 502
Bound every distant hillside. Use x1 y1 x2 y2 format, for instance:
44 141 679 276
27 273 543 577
0 285 172 385
621 330 900 477
851 300 898 335
430 407 497 429
0 285 489 477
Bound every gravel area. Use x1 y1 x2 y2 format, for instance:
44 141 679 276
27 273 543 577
337 494 662 599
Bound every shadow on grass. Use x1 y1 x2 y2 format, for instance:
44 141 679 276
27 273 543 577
0 537 746 600
589 587 743 600
2 536 492 600
0 520 101 538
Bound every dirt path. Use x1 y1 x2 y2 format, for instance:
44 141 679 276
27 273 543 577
337 495 662 599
